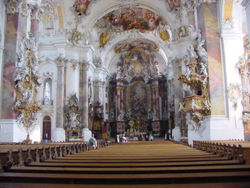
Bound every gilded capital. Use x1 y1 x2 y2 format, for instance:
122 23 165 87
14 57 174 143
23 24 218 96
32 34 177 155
5 0 23 14
55 55 68 67
79 61 89 71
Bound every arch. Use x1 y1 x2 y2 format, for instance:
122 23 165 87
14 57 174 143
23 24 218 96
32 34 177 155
43 116 51 140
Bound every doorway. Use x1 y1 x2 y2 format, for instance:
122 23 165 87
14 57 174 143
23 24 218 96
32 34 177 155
43 116 51 140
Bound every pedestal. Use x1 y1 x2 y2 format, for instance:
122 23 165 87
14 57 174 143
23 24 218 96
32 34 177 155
53 128 65 142
0 119 26 142
82 128 92 142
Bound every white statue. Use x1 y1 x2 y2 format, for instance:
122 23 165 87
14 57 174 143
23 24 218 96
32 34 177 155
196 33 208 63
187 44 198 59
179 102 184 112
117 110 125 121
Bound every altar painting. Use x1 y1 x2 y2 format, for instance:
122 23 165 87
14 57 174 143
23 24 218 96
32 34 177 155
129 82 148 119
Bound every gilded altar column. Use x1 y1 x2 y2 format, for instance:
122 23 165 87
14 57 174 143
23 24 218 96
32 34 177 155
152 80 159 120
151 79 160 134
116 86 121 119
79 61 92 141
116 80 125 133
1 0 28 119
116 80 124 119
120 85 124 112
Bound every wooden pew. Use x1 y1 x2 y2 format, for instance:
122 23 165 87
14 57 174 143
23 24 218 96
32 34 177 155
1 141 250 186
193 140 250 164
0 141 110 170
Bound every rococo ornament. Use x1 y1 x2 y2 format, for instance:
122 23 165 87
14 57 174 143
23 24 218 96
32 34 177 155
178 33 210 128
4 0 23 14
227 83 241 111
14 33 41 142
64 94 82 140
67 17 85 47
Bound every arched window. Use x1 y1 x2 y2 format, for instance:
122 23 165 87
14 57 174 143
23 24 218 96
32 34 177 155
43 78 52 105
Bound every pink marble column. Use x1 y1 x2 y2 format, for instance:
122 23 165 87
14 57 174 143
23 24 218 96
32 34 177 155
79 62 89 128
56 57 66 128
1 3 27 119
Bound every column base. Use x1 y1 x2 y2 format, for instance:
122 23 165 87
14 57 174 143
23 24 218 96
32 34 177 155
0 119 26 142
82 128 92 142
53 128 65 142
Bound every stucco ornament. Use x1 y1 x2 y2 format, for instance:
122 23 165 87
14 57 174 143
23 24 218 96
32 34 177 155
4 0 23 14
227 83 241 111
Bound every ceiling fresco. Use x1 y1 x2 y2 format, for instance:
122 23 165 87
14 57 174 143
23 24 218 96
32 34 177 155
95 6 171 48
95 7 167 32
114 39 159 54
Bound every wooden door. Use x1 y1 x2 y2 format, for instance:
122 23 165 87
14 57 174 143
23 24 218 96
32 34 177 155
43 116 51 140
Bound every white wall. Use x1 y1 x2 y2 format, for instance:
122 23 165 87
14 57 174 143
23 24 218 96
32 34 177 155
0 1 6 117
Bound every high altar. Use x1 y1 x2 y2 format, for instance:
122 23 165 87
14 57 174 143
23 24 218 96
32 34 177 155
107 40 168 138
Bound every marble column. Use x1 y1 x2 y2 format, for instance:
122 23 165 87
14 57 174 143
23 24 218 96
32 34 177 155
79 62 91 141
0 1 5 118
1 1 27 119
55 57 67 128
242 0 250 41
94 80 102 103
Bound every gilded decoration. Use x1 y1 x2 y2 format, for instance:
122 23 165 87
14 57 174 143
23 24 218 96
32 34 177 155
67 20 85 46
14 33 41 139
159 30 170 43
240 36 250 136
99 32 110 48
41 0 56 30
115 40 160 83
